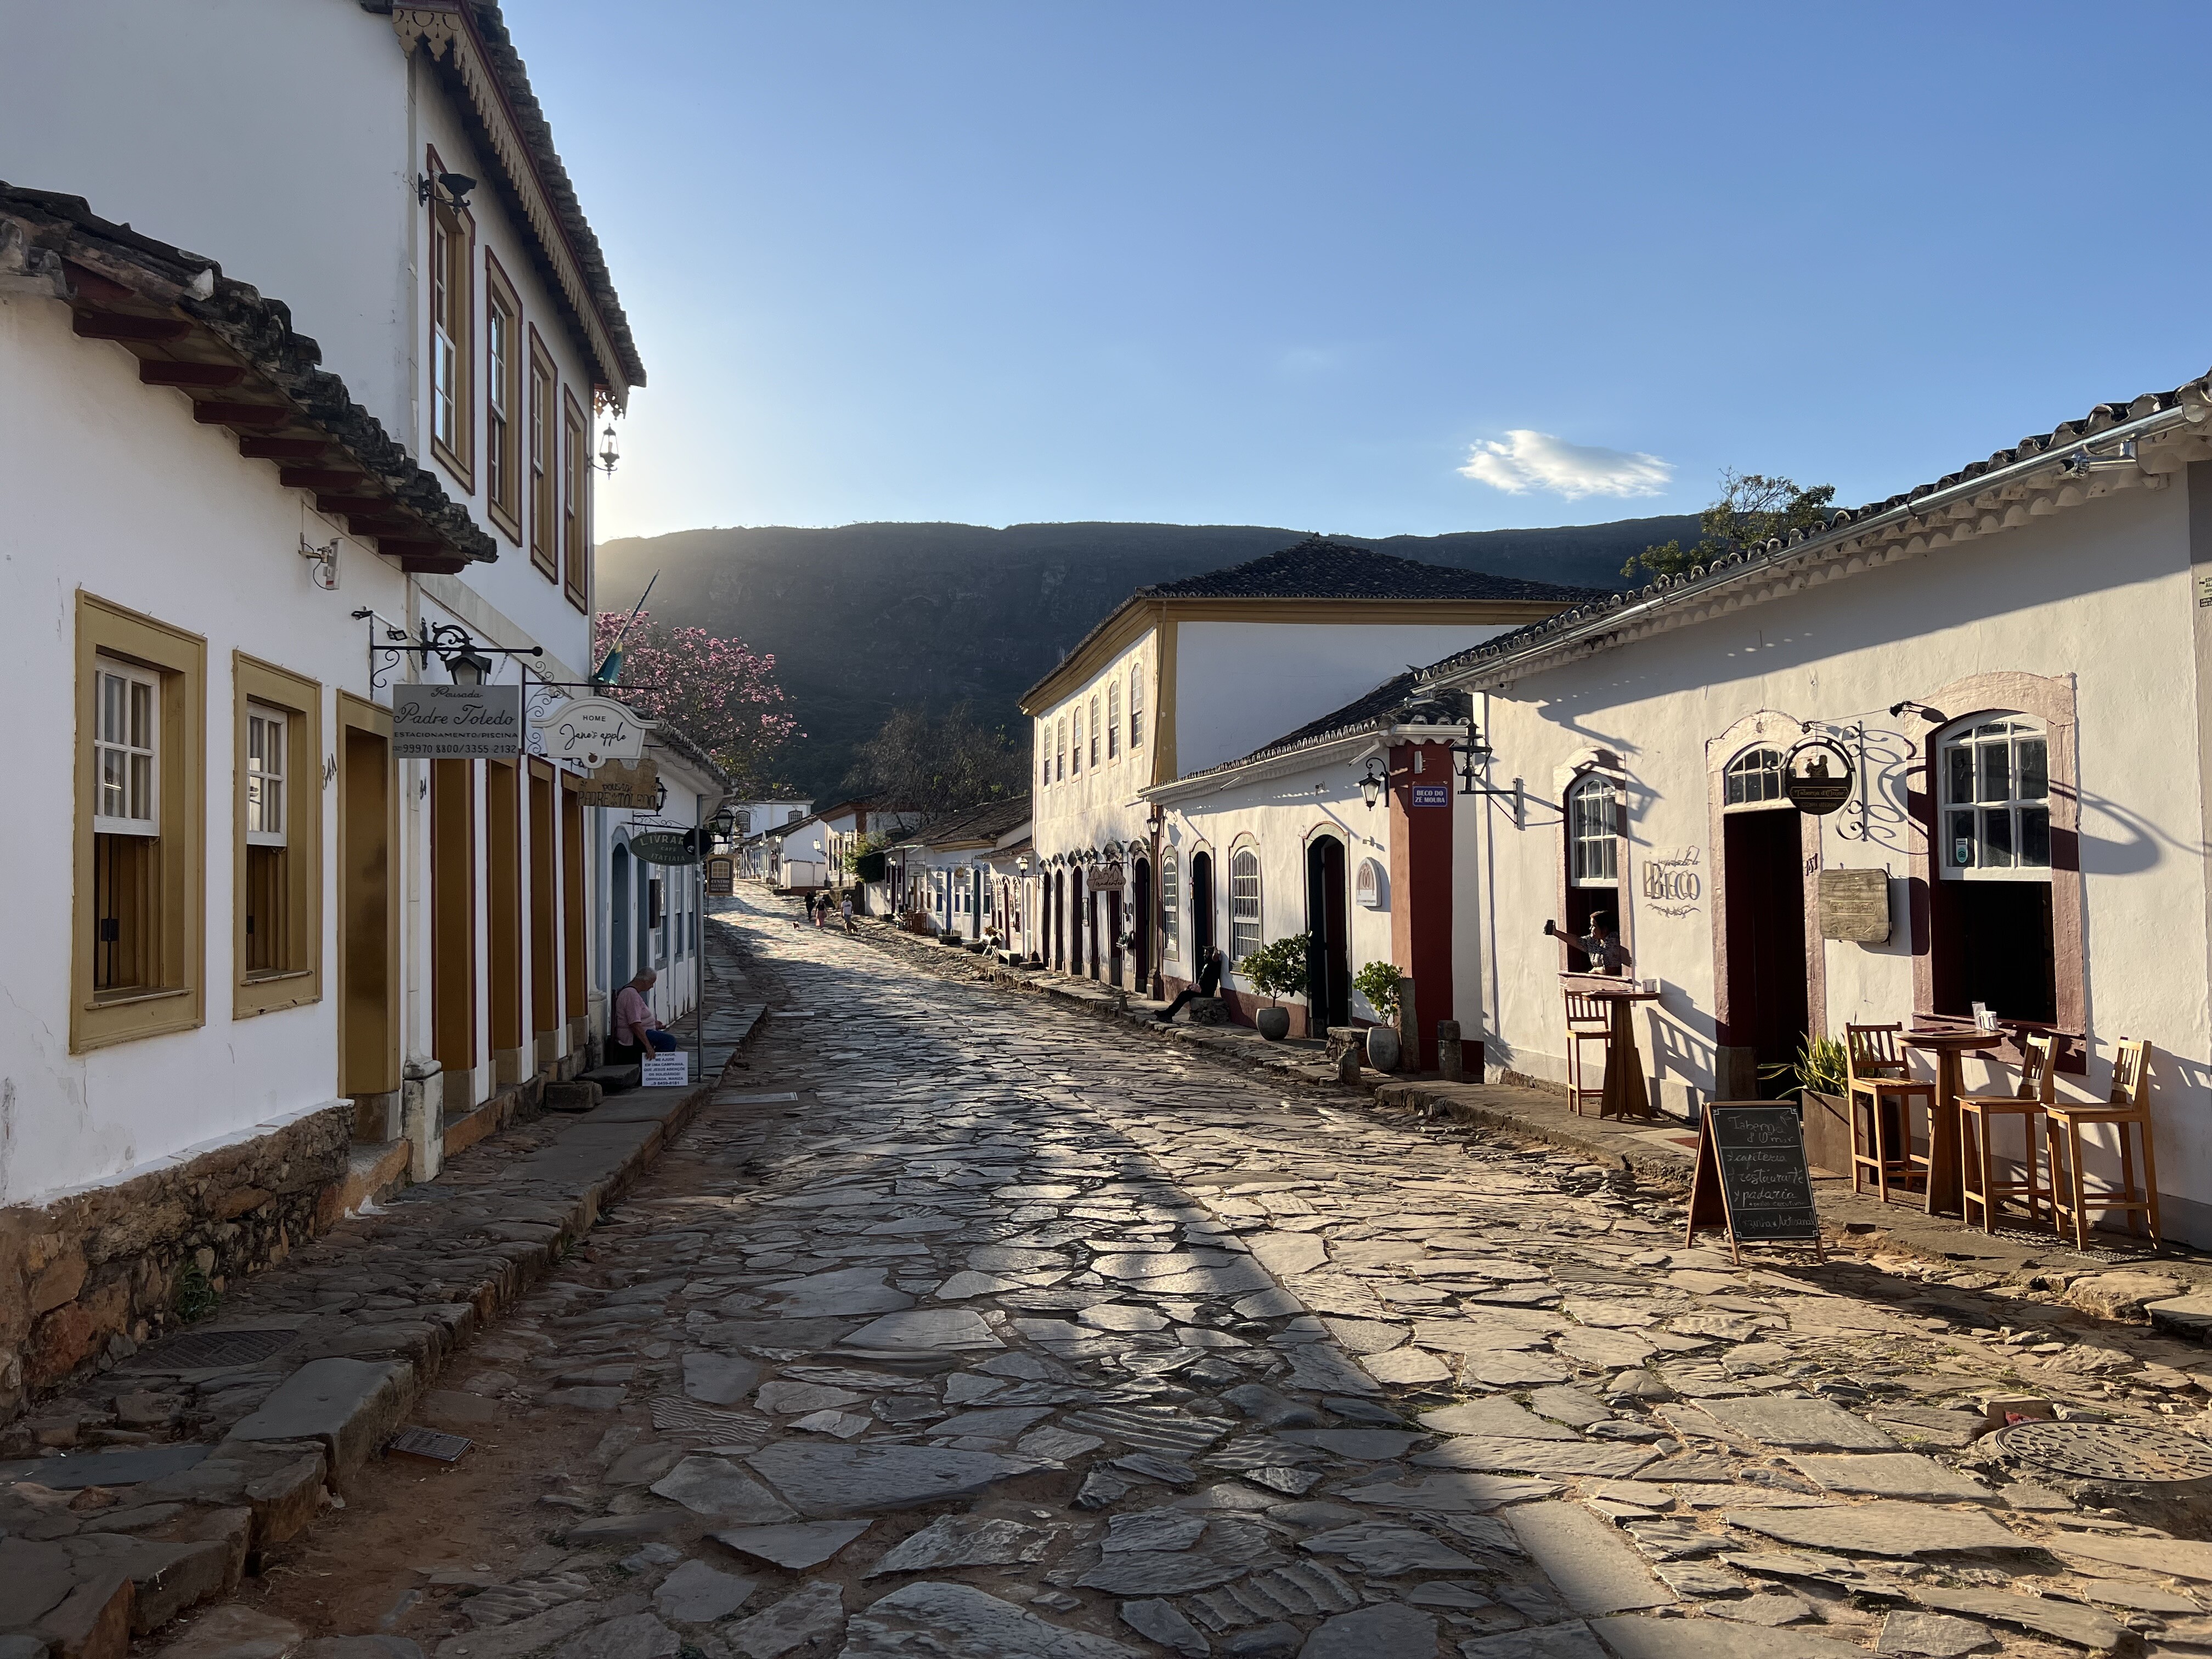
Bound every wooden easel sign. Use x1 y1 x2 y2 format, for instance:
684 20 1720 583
1684 1102 1826 1264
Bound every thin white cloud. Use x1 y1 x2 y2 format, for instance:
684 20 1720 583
1458 430 1673 500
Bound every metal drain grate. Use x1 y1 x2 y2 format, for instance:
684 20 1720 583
126 1326 297 1372
1997 1419 2212 1483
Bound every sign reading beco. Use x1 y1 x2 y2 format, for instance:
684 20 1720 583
578 758 659 810
532 695 646 768
392 684 522 759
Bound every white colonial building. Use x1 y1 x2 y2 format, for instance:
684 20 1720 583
0 1 642 1414
1019 537 1599 1016
1429 370 2212 1245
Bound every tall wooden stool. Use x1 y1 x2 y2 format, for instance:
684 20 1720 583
1847 1023 1936 1204
1957 1031 2055 1234
1564 988 1611 1116
2047 1039 2162 1250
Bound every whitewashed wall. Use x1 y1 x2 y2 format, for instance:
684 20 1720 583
1 0 415 435
1031 629 1159 863
0 291 405 1206
1460 482 2212 1238
1174 623 1513 775
1161 775 1395 1015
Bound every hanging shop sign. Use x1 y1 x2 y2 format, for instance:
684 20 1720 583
1785 737 1854 816
629 830 701 866
579 758 659 810
531 695 646 767
392 684 522 759
706 856 736 896
1088 861 1126 893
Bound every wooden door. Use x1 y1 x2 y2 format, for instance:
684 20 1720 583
1723 808 1809 1091
337 699 398 1098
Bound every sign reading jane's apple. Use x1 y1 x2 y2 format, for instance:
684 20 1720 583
392 684 522 759
531 695 646 768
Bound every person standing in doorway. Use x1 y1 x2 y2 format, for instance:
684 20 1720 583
1158 945 1223 1022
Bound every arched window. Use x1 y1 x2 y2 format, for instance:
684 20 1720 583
1724 746 1786 807
1056 718 1067 782
1161 847 1180 960
736 809 752 835
1107 680 1121 760
1071 706 1084 775
1567 775 1618 886
1088 695 1102 769
1130 664 1144 751
1942 718 2050 876
1229 844 1262 964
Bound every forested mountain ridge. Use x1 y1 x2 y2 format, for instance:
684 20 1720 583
598 517 1692 799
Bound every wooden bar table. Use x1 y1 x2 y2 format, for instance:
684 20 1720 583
1903 1026 2006 1216
1563 975 1664 1120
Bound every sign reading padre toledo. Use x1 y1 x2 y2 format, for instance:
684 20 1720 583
392 684 522 759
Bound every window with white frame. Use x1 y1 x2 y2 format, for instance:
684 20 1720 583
1724 746 1786 808
1160 847 1179 960
1567 774 1618 886
1130 663 1144 750
1056 719 1066 782
1088 695 1101 769
94 659 159 836
1071 707 1084 775
1107 680 1121 760
245 704 286 847
1229 845 1261 964
1943 717 2051 877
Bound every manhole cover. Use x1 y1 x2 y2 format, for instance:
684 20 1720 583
125 1326 297 1372
1997 1420 2212 1483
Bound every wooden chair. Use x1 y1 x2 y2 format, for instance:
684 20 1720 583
1564 989 1611 1116
2046 1039 2162 1250
1847 1023 1936 1204
1957 1031 2056 1235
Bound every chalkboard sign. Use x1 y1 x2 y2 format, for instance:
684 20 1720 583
1684 1102 1824 1263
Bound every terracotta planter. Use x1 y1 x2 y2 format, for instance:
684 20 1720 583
1256 1007 1291 1041
1365 1025 1401 1073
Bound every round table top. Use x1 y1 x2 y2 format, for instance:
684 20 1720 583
1903 1028 2005 1049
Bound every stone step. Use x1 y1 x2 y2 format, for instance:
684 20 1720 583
325 1138 410 1219
582 1063 643 1097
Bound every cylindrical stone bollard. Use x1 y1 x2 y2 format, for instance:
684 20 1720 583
1436 1019 1463 1082
1335 1044 1362 1085
1396 977 1418 1073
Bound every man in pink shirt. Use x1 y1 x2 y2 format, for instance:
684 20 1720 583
612 969 675 1056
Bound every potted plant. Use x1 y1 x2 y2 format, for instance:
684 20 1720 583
1763 1033 1850 1176
1238 933 1311 1040
1353 961 1403 1070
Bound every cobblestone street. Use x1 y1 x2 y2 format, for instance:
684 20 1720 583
140 892 2212 1658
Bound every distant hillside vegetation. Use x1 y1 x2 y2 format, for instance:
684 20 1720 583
597 517 1691 800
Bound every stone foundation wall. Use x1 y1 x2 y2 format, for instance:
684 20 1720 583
0 1105 353 1421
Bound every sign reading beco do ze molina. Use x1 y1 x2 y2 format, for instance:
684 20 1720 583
392 684 523 759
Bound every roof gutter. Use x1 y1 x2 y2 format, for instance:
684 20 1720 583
1432 391 2212 693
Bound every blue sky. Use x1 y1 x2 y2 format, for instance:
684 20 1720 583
527 2 2212 542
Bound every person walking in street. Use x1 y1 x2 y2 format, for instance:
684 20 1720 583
810 893 825 928
840 894 857 934
612 970 678 1058
1157 945 1224 1022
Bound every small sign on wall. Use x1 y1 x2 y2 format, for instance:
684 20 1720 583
1410 785 1448 808
392 685 522 759
1818 868 1891 942
640 1051 690 1087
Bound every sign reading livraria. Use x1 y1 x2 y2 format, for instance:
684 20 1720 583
392 684 522 759
531 695 646 767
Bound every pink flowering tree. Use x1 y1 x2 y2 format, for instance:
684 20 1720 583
592 609 801 793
